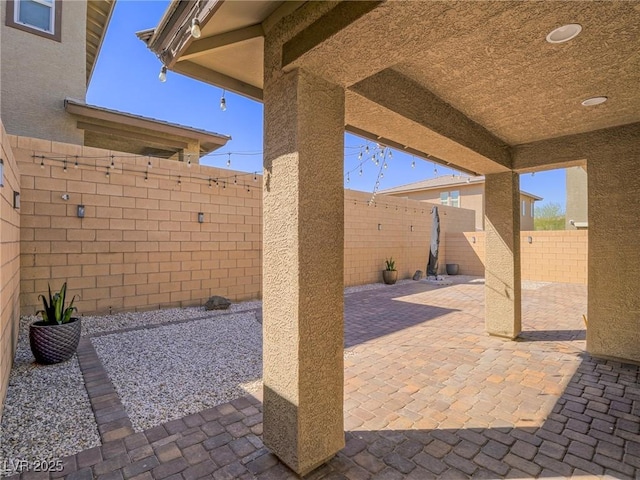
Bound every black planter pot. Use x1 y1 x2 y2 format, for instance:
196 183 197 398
29 318 81 364
382 270 398 285
446 264 459 275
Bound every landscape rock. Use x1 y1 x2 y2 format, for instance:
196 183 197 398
413 270 423 281
205 296 232 310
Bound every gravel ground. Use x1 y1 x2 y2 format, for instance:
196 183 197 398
92 312 262 432
0 325 99 478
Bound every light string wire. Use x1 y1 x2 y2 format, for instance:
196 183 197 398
33 154 260 193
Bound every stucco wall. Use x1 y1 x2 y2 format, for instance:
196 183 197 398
0 122 21 419
566 166 588 229
0 1 86 144
385 183 537 231
445 230 588 284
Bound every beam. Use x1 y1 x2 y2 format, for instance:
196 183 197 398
282 1 383 68
511 122 640 172
182 24 264 61
349 69 512 170
345 125 479 176
173 60 263 101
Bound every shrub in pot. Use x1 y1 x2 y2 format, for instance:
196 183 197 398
30 282 81 364
382 257 398 285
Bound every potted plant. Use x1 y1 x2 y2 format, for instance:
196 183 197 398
382 257 398 285
30 282 81 364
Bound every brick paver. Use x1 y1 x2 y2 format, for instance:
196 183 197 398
7 279 640 479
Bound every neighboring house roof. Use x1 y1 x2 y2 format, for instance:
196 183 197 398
380 175 543 201
86 0 116 86
64 98 230 158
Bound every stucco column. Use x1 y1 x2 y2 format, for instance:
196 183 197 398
262 66 345 475
484 172 521 338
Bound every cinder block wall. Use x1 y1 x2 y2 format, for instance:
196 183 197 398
344 192 475 285
13 137 262 315
445 231 588 284
0 122 21 418
14 136 478 315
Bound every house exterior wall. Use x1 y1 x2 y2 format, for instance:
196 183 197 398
385 183 537 231
0 121 21 419
445 230 588 284
566 166 588 229
0 1 86 144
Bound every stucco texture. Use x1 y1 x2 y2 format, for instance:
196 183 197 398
263 32 345 473
484 172 521 339
0 1 86 144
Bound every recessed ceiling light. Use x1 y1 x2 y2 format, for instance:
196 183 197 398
546 24 582 44
581 96 608 107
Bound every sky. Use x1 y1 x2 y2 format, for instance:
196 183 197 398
88 0 566 208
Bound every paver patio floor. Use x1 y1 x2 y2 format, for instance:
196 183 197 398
7 278 640 479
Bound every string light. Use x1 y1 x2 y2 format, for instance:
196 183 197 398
433 163 438 176
346 172 350 183
208 177 213 188
187 154 192 167
63 158 67 172
233 175 237 184
40 156 44 169
226 153 231 167
159 65 167 82
177 175 182 186
411 156 416 168
253 173 258 182
106 168 110 178
190 17 201 39
220 90 227 111
148 157 153 169
144 171 148 182
74 156 79 169
110 156 115 169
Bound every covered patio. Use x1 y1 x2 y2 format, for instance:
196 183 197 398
139 1 640 474
5 279 640 479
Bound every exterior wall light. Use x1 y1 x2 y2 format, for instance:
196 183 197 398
527 236 533 244
77 205 85 218
198 212 204 223
410 225 414 232
377 223 382 231
472 236 476 244
13 191 20 209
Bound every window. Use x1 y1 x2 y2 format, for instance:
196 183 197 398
6 0 62 41
440 191 460 207
450 190 460 208
531 201 535 217
522 200 526 216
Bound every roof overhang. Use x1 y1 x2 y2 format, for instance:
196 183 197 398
139 1 640 177
65 98 230 158
86 0 116 86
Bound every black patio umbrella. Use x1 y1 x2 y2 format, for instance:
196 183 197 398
427 206 440 278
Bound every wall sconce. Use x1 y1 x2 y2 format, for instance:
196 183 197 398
61 193 70 201
472 236 476 244
77 205 85 218
377 223 382 231
0 159 4 187
527 236 533 244
13 191 20 209
198 212 204 223
410 225 414 232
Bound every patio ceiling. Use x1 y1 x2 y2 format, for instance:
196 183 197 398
140 1 640 175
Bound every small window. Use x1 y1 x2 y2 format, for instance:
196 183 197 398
530 202 535 217
522 200 526 216
6 0 62 41
450 190 460 208
440 192 449 206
